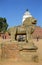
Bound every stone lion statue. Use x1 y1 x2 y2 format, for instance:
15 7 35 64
8 17 37 43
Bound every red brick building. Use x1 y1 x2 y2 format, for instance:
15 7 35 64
32 26 42 39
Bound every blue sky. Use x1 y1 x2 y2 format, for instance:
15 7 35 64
0 0 42 28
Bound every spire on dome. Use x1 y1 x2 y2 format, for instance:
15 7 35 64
22 9 32 23
26 9 29 11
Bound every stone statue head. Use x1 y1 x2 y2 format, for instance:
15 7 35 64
23 17 37 26
23 17 37 34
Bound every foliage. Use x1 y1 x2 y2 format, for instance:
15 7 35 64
0 17 8 33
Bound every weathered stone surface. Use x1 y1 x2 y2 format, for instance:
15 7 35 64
1 42 38 62
1 43 19 59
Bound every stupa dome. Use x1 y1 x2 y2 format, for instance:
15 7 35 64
22 9 32 23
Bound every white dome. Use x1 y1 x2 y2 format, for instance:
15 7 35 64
22 10 32 23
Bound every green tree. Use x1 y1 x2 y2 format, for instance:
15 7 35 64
0 17 8 33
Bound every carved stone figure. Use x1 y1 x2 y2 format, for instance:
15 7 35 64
8 16 37 50
8 17 36 42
